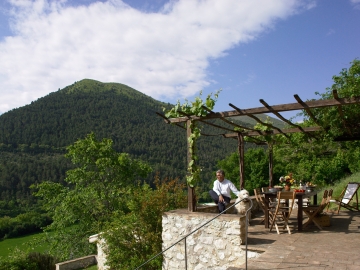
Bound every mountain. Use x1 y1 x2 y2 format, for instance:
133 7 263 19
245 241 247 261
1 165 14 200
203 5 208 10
0 79 282 206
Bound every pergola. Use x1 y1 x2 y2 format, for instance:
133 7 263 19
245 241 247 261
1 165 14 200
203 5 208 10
158 90 360 211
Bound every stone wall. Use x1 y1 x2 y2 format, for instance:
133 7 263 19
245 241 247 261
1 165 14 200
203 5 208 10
162 209 248 270
89 234 108 270
86 197 259 270
55 255 97 270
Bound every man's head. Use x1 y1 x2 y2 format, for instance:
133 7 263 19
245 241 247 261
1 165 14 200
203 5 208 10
216 169 225 182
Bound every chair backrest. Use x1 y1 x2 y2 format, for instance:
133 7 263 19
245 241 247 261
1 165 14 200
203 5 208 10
327 189 333 204
262 187 270 192
320 189 329 205
312 190 328 215
277 190 296 200
275 191 296 215
341 182 360 204
254 188 265 208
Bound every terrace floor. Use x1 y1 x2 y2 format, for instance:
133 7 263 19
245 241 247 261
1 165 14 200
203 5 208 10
236 209 360 270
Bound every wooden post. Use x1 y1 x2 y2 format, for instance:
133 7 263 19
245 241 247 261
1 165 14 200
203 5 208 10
268 143 273 187
187 120 196 212
238 133 245 189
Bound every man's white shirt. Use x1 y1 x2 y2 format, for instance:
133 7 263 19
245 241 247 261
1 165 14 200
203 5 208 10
213 179 240 198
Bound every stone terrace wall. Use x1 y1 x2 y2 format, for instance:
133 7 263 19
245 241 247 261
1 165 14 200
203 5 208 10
162 209 247 270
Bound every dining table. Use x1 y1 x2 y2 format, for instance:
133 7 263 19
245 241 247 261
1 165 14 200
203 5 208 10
262 190 318 231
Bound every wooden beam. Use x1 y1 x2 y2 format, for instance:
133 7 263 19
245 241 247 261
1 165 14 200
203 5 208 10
293 94 320 125
174 123 228 137
156 112 171 124
243 138 267 145
199 119 236 133
156 112 218 136
238 134 245 189
229 103 290 139
269 144 273 187
223 126 322 138
179 108 239 133
201 105 258 132
166 95 360 123
259 98 317 140
187 120 196 212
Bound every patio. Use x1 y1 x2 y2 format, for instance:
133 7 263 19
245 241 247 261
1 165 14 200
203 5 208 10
237 209 360 269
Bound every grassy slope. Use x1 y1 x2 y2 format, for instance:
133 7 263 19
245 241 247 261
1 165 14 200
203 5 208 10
0 232 50 258
317 171 360 209
0 231 97 269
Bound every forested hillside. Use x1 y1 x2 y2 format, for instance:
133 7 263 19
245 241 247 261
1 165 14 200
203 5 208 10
0 79 274 209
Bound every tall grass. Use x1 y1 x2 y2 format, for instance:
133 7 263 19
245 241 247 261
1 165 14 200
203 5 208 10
317 171 360 210
0 231 50 258
0 232 98 269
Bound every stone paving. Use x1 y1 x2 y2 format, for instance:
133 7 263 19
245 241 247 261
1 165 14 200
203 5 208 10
236 209 360 270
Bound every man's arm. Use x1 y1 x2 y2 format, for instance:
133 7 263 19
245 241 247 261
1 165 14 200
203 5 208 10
213 180 221 195
213 180 225 202
229 181 240 196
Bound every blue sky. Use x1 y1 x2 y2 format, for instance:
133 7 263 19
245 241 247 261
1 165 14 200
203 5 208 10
0 0 359 121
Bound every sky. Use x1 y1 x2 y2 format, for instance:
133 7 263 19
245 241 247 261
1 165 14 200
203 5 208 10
0 0 359 121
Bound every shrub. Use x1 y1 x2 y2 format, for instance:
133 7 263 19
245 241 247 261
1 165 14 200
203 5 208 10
0 251 57 270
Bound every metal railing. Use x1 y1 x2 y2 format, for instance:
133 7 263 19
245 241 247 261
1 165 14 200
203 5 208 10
135 198 253 270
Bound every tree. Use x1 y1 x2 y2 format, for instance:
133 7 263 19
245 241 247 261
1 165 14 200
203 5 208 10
103 175 187 269
33 133 187 269
311 59 360 138
33 133 152 260
217 148 273 195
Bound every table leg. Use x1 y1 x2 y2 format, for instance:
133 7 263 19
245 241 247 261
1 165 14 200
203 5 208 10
298 196 303 231
313 193 318 205
264 196 269 228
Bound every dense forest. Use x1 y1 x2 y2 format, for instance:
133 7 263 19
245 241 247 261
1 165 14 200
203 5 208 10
0 79 276 214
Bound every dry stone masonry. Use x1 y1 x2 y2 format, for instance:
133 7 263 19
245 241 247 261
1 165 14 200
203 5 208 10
162 209 248 270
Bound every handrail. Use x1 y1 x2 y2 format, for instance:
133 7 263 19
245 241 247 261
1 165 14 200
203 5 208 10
135 198 253 270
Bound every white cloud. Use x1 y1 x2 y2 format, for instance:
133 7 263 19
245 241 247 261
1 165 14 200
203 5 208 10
0 0 315 113
350 0 360 9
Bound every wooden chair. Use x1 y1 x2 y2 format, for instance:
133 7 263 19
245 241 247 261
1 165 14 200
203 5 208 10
254 188 275 224
326 189 333 210
269 191 296 234
327 182 359 214
302 190 328 230
261 187 277 204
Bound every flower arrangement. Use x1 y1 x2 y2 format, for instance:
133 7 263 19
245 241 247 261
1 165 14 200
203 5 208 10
279 173 296 187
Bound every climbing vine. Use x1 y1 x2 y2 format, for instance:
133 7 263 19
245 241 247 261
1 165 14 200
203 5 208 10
163 90 221 187
235 117 277 146
253 120 273 143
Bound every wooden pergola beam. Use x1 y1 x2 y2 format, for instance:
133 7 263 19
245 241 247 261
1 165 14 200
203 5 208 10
199 119 237 133
259 99 317 140
229 103 290 139
156 112 171 123
167 95 360 123
177 110 236 133
223 126 322 138
293 94 320 125
201 105 258 132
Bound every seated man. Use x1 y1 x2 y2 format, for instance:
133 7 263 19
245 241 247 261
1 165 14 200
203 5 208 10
209 169 240 213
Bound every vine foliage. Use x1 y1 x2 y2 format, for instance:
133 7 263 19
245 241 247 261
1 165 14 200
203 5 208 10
163 90 221 187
